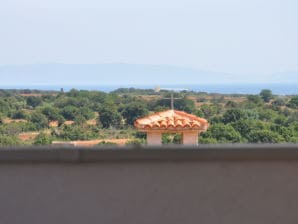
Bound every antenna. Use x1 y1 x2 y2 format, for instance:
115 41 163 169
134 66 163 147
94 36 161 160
155 86 188 110
165 92 181 110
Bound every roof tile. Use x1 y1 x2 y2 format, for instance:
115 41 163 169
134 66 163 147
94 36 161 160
134 110 208 131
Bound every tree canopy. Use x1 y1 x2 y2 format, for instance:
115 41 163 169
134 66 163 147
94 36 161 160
0 88 296 145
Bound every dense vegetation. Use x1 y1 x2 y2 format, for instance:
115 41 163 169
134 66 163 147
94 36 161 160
0 88 297 146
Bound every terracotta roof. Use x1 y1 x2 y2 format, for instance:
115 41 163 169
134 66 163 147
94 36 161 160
134 110 208 131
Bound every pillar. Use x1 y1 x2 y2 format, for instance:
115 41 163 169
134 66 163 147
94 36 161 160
147 132 162 146
182 131 199 146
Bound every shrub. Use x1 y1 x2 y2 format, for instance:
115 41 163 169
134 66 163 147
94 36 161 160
287 96 298 109
200 123 242 143
0 135 21 146
97 141 118 146
125 139 145 146
247 130 284 143
34 133 53 145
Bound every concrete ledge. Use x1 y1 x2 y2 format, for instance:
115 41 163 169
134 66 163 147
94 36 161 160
0 144 297 163
1 144 298 224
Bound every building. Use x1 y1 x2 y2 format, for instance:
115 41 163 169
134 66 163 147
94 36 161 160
134 110 209 145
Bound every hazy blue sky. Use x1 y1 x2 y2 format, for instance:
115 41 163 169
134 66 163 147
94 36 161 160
1 0 298 77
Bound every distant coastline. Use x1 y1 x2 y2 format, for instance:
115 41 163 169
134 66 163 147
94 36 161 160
1 64 298 90
0 83 297 95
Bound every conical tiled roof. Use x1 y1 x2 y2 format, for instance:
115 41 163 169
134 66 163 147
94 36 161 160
134 110 208 131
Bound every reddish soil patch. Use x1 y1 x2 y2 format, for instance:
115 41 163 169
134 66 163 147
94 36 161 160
49 121 59 127
18 132 39 141
19 93 57 97
3 118 27 124
52 139 130 147
19 93 43 97
86 119 97 126
49 120 75 127
64 120 75 125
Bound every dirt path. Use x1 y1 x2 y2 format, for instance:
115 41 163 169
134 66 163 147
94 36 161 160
52 139 131 147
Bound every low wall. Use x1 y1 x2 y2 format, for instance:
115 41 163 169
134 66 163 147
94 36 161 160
0 145 298 224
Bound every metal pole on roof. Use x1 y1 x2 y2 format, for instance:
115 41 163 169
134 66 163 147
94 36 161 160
155 86 187 111
171 92 174 110
166 92 180 110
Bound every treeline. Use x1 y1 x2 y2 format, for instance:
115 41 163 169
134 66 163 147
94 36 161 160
198 90 298 143
0 88 297 146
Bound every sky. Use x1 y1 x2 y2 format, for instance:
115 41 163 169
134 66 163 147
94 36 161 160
0 0 298 83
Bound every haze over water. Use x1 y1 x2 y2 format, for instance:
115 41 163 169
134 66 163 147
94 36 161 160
1 0 297 93
0 84 296 95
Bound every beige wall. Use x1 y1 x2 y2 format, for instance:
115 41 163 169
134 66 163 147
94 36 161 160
147 131 200 145
182 131 199 145
1 155 298 224
147 131 162 145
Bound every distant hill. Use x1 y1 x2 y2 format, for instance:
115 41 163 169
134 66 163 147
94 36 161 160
0 63 297 86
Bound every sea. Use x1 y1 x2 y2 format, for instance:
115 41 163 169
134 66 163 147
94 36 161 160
0 83 297 95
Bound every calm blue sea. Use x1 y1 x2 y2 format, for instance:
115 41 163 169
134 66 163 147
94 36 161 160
1 83 297 95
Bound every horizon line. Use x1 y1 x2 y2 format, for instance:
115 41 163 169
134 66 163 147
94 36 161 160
0 62 297 76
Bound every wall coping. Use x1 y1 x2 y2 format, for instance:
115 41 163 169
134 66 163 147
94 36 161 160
0 144 297 163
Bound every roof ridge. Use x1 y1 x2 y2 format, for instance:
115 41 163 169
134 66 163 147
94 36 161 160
134 109 209 131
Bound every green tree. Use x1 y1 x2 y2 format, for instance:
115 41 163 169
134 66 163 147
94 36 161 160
0 122 37 135
201 123 242 143
222 109 245 124
162 133 182 144
200 104 219 119
289 122 298 142
12 110 28 119
287 96 298 109
199 137 218 144
231 119 268 140
260 89 273 102
247 130 284 143
287 111 298 123
77 107 95 120
194 109 204 118
0 113 4 124
34 133 52 145
60 105 79 120
174 97 195 113
26 96 42 108
273 115 288 126
270 125 295 142
272 98 286 107
258 108 278 122
125 139 145 147
0 100 10 116
0 135 21 146
56 125 98 141
29 111 48 129
41 106 61 121
121 102 149 126
154 95 195 113
225 101 238 108
99 109 122 128
74 114 87 126
247 95 263 105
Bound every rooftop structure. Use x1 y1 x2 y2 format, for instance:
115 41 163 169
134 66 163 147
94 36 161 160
134 110 209 145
